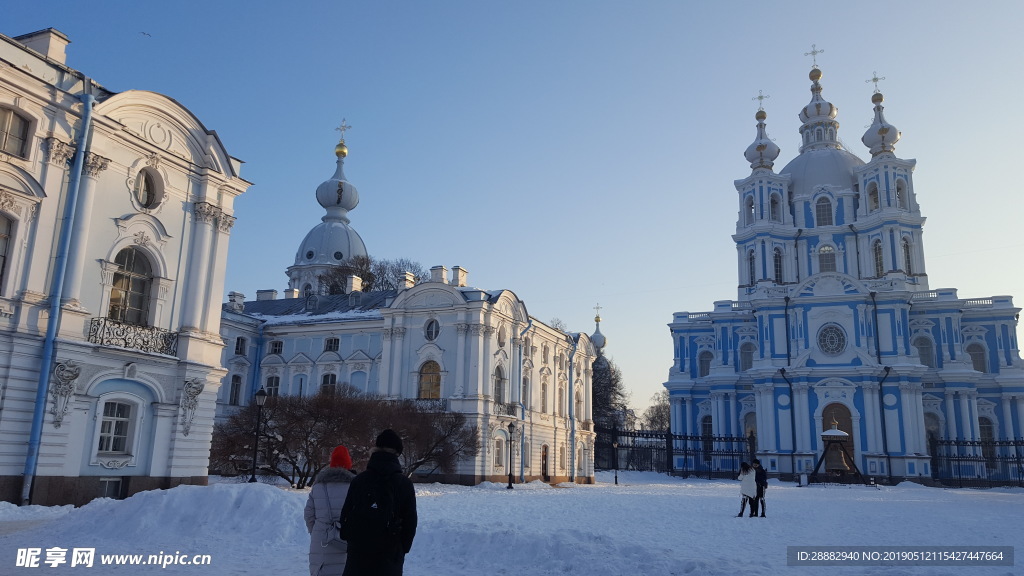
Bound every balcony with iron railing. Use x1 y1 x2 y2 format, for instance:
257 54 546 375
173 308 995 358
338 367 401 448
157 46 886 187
494 402 518 417
88 317 179 356
413 398 449 412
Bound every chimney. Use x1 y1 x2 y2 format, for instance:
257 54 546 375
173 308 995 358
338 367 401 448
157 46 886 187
400 272 416 289
284 288 300 299
450 266 468 287
345 275 363 294
14 28 71 65
256 289 278 301
430 265 447 283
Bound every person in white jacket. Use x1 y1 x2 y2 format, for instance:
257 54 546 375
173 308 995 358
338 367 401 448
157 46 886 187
305 445 357 576
736 462 759 517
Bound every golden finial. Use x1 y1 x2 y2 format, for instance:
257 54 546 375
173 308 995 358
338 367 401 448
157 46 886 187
594 303 602 323
334 119 352 158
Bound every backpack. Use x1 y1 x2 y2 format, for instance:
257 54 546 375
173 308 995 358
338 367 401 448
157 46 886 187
339 471 402 549
320 484 346 549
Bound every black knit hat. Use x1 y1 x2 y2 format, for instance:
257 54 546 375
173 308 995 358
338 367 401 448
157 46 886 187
375 429 403 455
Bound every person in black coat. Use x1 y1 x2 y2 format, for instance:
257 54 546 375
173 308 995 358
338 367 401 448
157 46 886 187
341 429 417 576
753 459 767 517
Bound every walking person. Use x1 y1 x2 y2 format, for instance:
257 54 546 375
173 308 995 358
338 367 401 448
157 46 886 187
340 429 417 576
736 462 759 517
304 445 357 576
753 459 767 517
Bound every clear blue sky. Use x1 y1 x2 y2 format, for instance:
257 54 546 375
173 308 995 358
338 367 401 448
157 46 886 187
9 1 1024 411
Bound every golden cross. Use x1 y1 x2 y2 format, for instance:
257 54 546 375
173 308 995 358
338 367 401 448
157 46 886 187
335 119 352 140
804 44 824 68
752 90 770 111
594 303 602 316
866 71 886 93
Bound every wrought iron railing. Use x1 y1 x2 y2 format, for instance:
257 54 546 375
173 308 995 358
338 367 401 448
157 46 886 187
930 439 1024 488
595 426 754 478
88 317 178 356
494 402 518 416
413 398 449 412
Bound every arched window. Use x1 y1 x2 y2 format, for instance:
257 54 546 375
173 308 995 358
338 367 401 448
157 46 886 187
418 361 441 399
0 108 30 157
744 196 755 225
557 385 566 416
902 237 913 275
815 198 833 226
698 350 714 378
303 283 313 297
868 183 880 212
747 250 756 285
522 377 530 409
320 373 337 395
575 390 583 419
873 240 884 277
913 337 936 368
134 170 160 209
980 418 996 464
896 180 908 209
770 195 781 221
229 375 242 405
493 365 507 404
108 246 152 326
966 343 987 373
0 215 11 293
424 319 440 341
815 127 823 142
773 248 784 283
541 380 549 413
493 437 504 468
739 343 755 371
818 245 836 273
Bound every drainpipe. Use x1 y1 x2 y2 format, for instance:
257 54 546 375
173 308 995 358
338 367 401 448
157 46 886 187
517 316 532 483
778 368 798 481
871 292 893 481
566 333 578 483
784 296 792 367
21 92 96 505
848 225 861 278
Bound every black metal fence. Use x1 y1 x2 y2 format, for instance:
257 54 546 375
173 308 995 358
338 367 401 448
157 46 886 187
595 427 755 479
931 439 1024 488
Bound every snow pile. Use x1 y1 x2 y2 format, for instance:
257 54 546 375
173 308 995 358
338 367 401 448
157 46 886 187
0 473 1020 575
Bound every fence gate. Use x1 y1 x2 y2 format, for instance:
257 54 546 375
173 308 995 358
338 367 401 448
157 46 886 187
595 427 755 479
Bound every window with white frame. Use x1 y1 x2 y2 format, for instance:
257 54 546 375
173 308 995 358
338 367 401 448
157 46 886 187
557 385 565 416
896 180 908 209
494 438 504 468
868 183 880 212
265 376 280 396
0 215 11 294
324 337 339 352
268 341 283 355
815 197 833 226
739 343 755 371
0 108 30 157
902 237 913 274
108 246 152 326
913 337 936 368
522 377 530 409
541 380 549 413
747 250 756 285
98 401 132 454
418 361 441 399
424 319 440 341
818 245 837 273
873 240 884 277
966 343 987 373
493 366 507 403
575 390 583 419
773 248 783 283
229 375 242 405
559 444 566 470
769 195 781 221
698 350 713 377
234 337 247 356
133 169 162 209
321 373 337 395
744 196 755 225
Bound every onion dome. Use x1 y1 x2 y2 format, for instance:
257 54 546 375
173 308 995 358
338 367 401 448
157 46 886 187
744 109 781 170
315 139 360 217
861 92 901 156
797 68 842 153
591 312 607 351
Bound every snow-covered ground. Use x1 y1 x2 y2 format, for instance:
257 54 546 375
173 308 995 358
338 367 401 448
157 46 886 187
1 472 1020 575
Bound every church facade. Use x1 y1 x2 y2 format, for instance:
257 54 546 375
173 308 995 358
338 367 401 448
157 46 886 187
664 66 1023 481
0 29 249 505
217 139 598 484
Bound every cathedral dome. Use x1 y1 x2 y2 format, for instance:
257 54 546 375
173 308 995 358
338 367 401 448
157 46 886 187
293 220 367 268
744 109 781 170
779 147 864 198
861 92 901 157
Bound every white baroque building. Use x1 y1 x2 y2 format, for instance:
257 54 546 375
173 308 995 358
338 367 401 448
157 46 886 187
664 66 1024 481
218 139 597 484
0 29 249 505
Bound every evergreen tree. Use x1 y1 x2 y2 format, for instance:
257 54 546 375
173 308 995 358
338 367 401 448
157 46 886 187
591 355 628 429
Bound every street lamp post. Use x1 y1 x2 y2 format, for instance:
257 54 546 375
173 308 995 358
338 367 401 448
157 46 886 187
612 440 619 485
248 387 268 483
507 422 516 490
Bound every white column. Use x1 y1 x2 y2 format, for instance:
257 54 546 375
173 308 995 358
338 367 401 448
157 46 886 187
1000 396 1014 440
182 202 218 330
728 392 738 436
202 213 235 333
794 383 810 452
390 327 406 397
62 154 108 305
944 391 958 440
1015 396 1024 440
684 397 693 436
959 392 972 441
454 323 467 397
913 388 928 454
379 329 393 395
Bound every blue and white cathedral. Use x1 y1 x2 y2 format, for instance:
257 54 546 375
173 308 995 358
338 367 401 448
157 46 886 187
664 66 1024 481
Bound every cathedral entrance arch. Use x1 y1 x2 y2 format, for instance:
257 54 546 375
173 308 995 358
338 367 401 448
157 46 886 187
820 402 855 475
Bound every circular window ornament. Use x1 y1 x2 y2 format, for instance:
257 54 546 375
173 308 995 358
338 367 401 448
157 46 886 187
424 319 440 341
817 324 847 356
306 250 315 260
133 169 163 210
334 251 344 260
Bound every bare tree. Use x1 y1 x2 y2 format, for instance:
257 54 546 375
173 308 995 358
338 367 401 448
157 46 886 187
317 255 426 294
640 390 671 431
548 317 569 332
